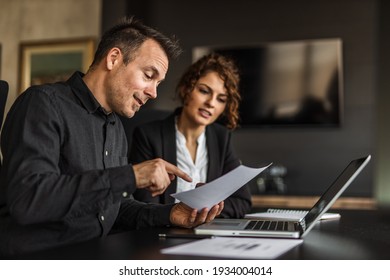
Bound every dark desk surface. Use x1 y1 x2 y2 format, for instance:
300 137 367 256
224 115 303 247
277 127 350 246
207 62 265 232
19 209 390 260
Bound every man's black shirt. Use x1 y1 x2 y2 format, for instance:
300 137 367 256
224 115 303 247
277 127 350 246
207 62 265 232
0 72 173 256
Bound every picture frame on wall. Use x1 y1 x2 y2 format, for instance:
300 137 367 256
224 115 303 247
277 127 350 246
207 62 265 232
0 43 2 79
19 38 95 93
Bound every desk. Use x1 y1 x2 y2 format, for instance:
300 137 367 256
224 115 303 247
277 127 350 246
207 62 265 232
18 209 390 260
251 195 377 210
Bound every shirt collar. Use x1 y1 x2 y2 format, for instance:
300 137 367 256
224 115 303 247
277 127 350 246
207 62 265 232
66 71 101 114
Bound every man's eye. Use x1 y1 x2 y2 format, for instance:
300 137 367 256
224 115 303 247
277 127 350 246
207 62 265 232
144 73 152 80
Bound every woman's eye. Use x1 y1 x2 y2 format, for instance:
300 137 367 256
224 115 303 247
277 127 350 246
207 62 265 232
199 88 209 94
218 98 227 103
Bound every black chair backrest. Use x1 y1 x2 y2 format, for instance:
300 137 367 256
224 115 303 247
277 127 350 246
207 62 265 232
0 80 9 170
0 80 9 129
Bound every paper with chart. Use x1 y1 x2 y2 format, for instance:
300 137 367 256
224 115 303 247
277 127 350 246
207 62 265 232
161 236 302 259
171 164 271 210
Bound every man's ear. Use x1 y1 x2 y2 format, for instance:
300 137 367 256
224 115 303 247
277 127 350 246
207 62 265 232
106 48 121 70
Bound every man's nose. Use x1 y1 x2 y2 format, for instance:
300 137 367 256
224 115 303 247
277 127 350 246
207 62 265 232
145 83 158 99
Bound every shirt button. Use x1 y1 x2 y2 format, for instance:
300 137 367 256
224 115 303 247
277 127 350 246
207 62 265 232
105 150 109 156
122 192 128 198
100 215 105 221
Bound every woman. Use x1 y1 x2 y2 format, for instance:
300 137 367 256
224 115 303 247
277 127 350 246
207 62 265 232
130 52 251 218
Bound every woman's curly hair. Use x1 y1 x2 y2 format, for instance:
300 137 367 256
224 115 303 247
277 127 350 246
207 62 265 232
175 52 241 130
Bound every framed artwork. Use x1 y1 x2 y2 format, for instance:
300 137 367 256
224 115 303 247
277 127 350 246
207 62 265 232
0 43 2 78
19 38 95 93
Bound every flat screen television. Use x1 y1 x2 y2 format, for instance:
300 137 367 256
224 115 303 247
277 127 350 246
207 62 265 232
193 38 343 127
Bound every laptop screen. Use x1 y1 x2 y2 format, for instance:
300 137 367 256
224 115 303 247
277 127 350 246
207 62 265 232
303 156 371 235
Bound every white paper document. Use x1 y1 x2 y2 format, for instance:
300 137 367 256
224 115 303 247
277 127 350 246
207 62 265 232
161 236 303 259
171 164 271 210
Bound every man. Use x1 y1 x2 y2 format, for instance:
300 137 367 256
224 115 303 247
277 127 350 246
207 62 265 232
0 17 223 256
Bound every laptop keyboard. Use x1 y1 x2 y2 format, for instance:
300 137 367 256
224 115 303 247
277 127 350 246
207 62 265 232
245 220 289 231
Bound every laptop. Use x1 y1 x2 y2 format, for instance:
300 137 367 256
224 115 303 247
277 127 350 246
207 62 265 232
195 155 371 238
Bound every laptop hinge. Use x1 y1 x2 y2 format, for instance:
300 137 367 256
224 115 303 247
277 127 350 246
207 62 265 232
299 219 306 233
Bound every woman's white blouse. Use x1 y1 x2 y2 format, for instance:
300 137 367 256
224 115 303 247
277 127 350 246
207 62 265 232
175 124 208 201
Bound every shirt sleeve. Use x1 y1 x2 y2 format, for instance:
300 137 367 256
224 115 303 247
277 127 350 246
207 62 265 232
129 125 161 203
1 87 136 225
113 199 174 231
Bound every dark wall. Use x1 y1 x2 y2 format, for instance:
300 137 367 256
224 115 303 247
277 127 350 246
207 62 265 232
101 0 127 32
375 0 390 204
104 0 377 197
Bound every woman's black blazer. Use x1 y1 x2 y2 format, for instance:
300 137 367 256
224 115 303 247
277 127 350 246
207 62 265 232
129 111 252 218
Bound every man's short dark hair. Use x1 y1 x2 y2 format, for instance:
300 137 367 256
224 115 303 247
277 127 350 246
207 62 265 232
91 16 182 68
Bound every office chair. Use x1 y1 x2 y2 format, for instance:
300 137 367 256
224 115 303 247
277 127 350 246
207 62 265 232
0 80 8 129
0 80 9 170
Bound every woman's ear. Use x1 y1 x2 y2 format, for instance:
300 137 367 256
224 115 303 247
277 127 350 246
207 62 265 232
182 89 192 106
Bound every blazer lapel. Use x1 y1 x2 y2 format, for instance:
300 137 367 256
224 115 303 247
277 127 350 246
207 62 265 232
162 114 177 204
206 125 220 182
